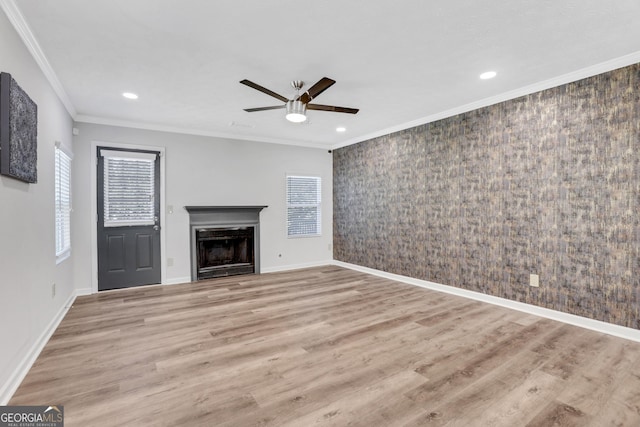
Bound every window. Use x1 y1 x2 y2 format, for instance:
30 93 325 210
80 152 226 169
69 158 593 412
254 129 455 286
55 142 72 262
287 175 321 237
101 150 156 227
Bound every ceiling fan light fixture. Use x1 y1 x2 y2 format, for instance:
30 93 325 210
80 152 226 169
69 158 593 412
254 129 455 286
285 100 307 123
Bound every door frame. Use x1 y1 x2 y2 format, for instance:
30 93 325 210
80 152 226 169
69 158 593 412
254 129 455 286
90 140 166 293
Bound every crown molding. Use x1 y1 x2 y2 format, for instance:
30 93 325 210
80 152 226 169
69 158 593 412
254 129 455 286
0 0 77 117
74 114 331 150
332 50 640 150
5 0 638 151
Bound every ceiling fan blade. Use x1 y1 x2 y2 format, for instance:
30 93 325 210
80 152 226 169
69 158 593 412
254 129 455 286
244 105 286 112
240 79 288 103
298 77 336 104
307 104 359 114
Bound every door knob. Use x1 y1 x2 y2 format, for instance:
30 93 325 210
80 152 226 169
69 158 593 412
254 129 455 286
153 225 160 231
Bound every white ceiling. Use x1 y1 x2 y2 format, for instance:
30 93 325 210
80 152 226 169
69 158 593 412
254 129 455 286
5 0 640 149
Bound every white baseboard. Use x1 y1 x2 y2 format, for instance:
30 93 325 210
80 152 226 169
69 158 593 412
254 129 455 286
0 290 77 405
80 278 193 293
164 276 191 286
75 287 92 296
261 260 332 274
332 260 640 343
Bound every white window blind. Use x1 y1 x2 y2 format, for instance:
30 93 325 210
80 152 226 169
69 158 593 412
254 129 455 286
55 144 72 260
287 175 321 237
101 150 156 227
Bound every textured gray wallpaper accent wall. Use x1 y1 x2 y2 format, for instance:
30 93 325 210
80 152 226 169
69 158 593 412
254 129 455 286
333 63 640 329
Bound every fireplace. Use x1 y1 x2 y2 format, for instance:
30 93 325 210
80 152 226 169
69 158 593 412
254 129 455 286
197 227 254 279
185 206 267 281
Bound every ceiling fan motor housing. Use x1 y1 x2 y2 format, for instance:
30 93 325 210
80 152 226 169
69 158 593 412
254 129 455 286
285 100 307 122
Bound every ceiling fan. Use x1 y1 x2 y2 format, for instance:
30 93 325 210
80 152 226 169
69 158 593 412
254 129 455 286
240 77 359 123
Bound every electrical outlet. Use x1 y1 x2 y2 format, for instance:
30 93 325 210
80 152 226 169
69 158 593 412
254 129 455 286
328 243 332 251
530 274 539 287
167 257 174 267
52 283 56 298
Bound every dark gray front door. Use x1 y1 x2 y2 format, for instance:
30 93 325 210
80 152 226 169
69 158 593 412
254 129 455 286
97 147 161 291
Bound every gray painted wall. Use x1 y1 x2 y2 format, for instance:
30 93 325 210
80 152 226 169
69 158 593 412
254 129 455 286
72 123 333 289
0 9 74 400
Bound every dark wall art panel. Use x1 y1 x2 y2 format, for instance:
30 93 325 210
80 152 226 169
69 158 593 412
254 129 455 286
0 72 38 183
333 63 640 329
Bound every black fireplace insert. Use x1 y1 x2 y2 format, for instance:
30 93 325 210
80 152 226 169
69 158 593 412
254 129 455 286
196 227 255 279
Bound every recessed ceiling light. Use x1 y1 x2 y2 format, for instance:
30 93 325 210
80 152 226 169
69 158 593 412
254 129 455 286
479 71 497 80
336 127 346 133
122 92 138 100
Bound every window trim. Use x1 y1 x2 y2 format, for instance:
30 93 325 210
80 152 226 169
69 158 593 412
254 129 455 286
55 141 73 264
286 175 322 238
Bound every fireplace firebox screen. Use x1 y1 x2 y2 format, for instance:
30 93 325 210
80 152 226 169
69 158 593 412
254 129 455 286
196 227 254 279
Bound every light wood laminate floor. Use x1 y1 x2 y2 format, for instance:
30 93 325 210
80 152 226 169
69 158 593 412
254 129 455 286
10 266 640 426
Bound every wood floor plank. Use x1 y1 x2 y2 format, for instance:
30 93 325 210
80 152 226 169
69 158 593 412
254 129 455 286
550 335 640 426
458 365 563 426
525 400 587 427
277 370 426 427
247 321 429 408
9 266 640 426
404 318 557 406
401 326 565 426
